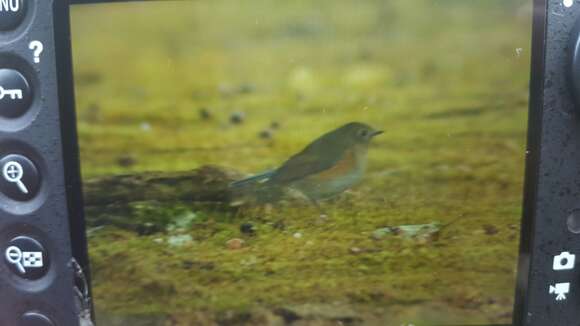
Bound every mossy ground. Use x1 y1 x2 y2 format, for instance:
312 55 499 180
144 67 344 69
71 1 531 325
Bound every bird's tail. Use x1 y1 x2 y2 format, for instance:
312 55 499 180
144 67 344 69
229 170 275 188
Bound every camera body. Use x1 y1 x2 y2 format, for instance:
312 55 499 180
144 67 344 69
514 0 580 325
1 0 580 325
0 0 88 325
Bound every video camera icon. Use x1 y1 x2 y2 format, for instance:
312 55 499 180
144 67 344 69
549 282 570 301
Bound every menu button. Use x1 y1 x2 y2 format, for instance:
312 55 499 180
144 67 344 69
0 0 26 31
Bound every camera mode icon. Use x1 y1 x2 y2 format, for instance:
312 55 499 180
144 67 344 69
553 251 576 271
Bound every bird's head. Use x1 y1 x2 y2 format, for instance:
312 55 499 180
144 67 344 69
338 122 383 145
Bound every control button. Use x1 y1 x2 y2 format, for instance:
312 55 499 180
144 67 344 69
0 0 26 31
567 209 580 233
0 154 40 201
19 312 55 326
3 236 49 280
0 69 32 119
553 251 576 271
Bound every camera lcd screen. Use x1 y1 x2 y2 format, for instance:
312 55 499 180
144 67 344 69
70 1 531 325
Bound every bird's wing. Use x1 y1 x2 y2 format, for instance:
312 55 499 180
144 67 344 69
269 142 346 184
229 170 275 188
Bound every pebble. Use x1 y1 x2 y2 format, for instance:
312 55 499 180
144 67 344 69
238 83 256 94
259 129 273 140
182 260 194 270
226 238 245 250
117 154 136 168
240 222 257 235
167 234 194 247
140 122 151 132
199 108 212 120
482 224 499 235
293 232 303 239
349 247 362 254
272 220 286 230
230 112 245 124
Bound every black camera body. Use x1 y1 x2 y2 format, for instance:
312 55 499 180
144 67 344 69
0 0 87 325
514 0 580 325
0 0 579 325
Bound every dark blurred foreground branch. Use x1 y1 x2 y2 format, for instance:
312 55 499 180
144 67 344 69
83 165 243 207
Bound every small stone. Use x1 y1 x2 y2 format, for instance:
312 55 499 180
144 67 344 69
238 83 256 94
117 154 136 167
293 232 303 239
140 122 151 132
218 84 234 97
482 224 499 235
259 129 273 140
273 220 286 230
199 108 212 120
167 234 194 247
136 222 158 236
349 247 362 254
230 112 245 124
240 222 257 235
226 238 245 250
182 260 194 270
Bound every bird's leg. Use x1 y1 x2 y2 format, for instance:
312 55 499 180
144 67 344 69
308 197 328 220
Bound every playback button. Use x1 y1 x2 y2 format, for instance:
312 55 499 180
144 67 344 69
0 69 32 119
3 236 49 280
0 154 40 201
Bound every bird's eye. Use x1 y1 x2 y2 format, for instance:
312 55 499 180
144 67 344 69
359 130 368 137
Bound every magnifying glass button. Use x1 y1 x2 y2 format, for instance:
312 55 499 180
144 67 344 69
3 236 49 280
0 154 40 201
5 246 25 274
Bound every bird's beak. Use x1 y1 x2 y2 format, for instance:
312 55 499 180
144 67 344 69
371 130 384 137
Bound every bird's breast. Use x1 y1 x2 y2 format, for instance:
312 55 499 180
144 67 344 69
292 147 367 199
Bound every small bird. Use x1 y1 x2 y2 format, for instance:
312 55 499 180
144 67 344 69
230 122 383 210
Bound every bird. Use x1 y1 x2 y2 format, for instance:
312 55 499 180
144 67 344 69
230 122 383 210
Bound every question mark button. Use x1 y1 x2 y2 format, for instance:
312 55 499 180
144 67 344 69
29 41 44 64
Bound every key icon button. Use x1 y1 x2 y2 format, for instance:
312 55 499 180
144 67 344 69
0 69 32 119
0 86 23 100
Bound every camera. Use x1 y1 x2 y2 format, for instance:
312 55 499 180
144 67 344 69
553 251 576 271
1 0 580 325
